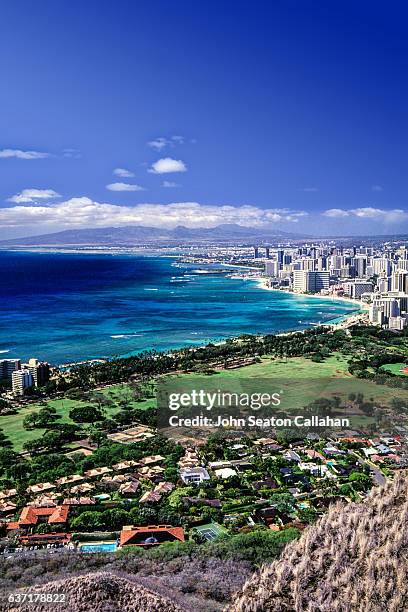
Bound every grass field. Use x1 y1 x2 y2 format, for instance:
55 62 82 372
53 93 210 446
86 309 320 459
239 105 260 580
380 362 408 376
165 355 408 414
3 354 408 452
0 383 155 452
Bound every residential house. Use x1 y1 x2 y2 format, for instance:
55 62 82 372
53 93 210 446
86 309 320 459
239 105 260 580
0 501 17 514
84 467 112 479
284 450 302 463
139 490 162 504
252 476 278 491
26 482 55 495
119 481 141 496
214 467 237 479
62 497 96 506
119 525 185 547
180 467 210 484
139 455 165 466
112 460 140 471
184 497 221 509
154 481 175 494
55 474 84 487
70 483 94 494
0 488 17 501
7 505 70 531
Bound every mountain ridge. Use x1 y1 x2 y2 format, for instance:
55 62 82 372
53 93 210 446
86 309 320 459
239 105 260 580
0 224 306 246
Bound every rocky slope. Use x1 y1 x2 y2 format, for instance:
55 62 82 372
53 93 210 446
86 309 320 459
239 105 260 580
230 471 408 612
8 571 183 612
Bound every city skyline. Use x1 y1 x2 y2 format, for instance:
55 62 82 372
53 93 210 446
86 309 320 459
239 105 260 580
1 1 408 238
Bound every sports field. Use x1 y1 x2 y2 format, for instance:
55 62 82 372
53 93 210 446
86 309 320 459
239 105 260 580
195 522 227 541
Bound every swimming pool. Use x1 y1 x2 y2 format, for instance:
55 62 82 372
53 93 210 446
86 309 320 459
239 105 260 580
80 542 117 553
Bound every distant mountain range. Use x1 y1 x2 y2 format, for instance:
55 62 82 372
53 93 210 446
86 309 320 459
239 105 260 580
0 224 306 246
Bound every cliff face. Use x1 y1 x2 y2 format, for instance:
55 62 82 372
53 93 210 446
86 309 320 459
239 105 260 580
9 572 184 612
230 471 408 612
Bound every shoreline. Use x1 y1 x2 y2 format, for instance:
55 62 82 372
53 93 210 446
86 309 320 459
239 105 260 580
253 277 368 326
1 252 369 368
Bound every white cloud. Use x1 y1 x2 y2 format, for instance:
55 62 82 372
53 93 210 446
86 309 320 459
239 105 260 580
371 184 383 192
323 207 407 222
0 148 50 160
106 182 145 192
162 180 180 188
301 187 319 192
7 189 61 204
0 198 306 230
147 136 185 150
113 168 135 178
323 208 350 218
147 138 169 151
62 148 81 159
149 158 187 174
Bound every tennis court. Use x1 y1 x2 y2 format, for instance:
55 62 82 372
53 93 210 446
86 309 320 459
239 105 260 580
195 522 227 541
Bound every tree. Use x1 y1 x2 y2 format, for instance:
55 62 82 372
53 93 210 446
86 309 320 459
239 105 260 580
102 509 131 530
0 428 12 448
0 448 19 471
89 430 108 448
70 511 104 531
69 405 104 423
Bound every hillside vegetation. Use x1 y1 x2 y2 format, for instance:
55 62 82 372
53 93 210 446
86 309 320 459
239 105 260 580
9 572 183 612
231 471 408 612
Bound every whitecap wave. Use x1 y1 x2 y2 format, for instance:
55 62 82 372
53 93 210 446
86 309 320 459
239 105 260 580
110 334 143 339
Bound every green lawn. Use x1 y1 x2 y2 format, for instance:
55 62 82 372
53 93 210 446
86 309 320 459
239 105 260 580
3 354 408 452
163 354 408 423
1 383 155 452
380 362 408 376
167 354 405 407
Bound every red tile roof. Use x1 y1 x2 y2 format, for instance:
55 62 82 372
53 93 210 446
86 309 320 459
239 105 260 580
120 525 185 547
11 505 69 527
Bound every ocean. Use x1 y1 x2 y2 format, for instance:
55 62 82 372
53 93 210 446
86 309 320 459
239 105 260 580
0 251 358 365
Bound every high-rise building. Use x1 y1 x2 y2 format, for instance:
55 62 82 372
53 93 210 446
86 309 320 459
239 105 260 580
369 297 400 325
12 369 34 395
298 258 315 271
371 258 392 276
293 271 329 294
377 277 390 293
28 358 50 387
388 316 407 331
264 260 279 277
0 359 21 380
354 256 367 278
391 270 408 293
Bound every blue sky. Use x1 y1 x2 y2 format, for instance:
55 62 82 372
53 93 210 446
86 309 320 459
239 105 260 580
0 0 407 238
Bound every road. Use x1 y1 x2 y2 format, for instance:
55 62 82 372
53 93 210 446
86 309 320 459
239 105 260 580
349 450 387 486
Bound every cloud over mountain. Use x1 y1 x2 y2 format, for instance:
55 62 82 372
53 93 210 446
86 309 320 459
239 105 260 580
0 197 305 229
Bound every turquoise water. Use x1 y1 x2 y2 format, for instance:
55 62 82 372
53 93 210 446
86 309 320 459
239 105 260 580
0 251 358 365
80 542 117 553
